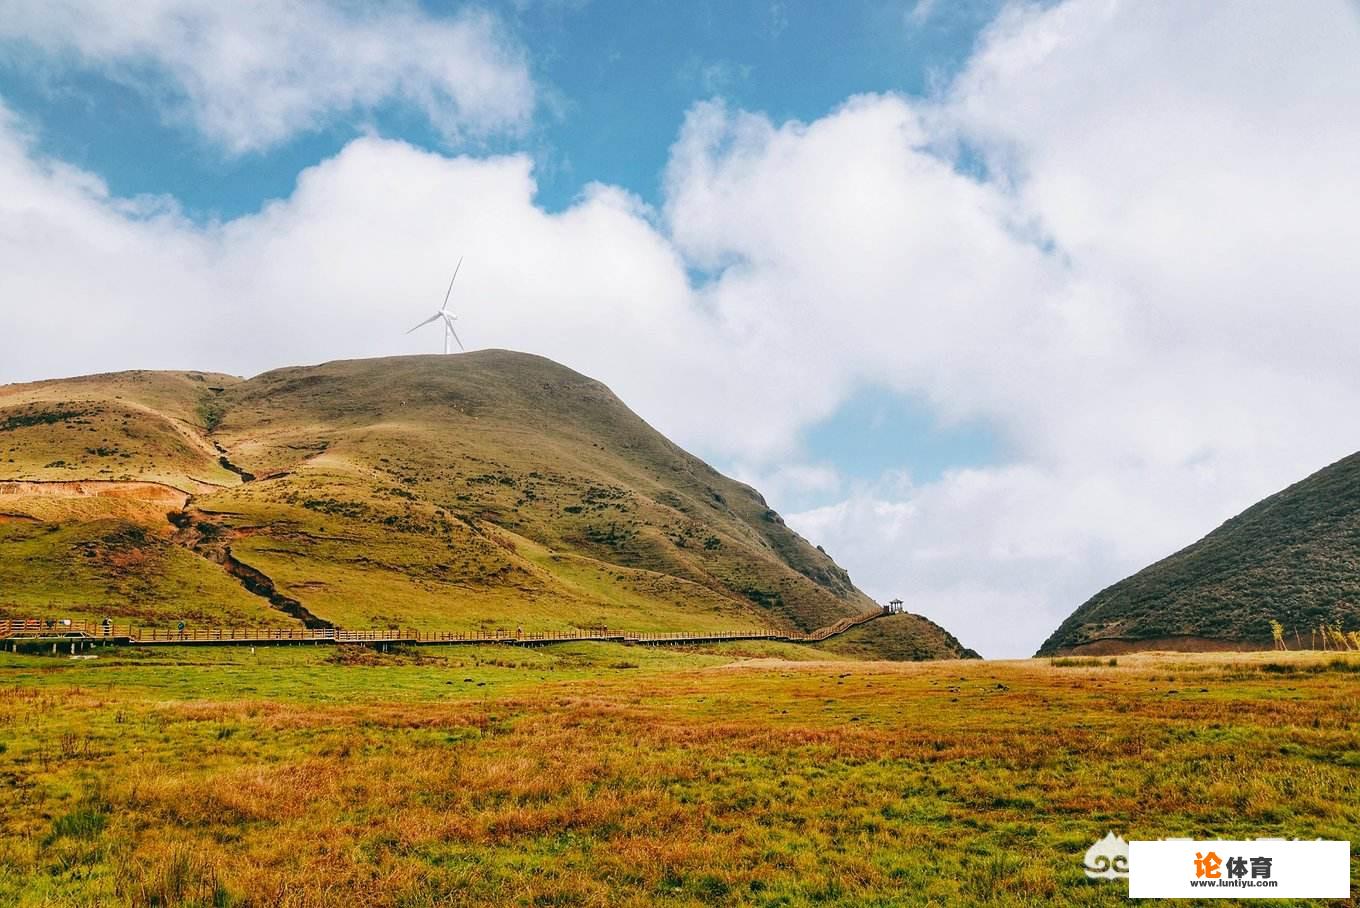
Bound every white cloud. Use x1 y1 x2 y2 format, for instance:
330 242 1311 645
779 0 1360 655
727 461 843 511
0 104 755 470
672 0 1360 655
907 0 937 28
2 1 1359 656
0 0 535 152
677 58 754 97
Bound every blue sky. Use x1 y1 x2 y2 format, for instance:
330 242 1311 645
804 388 1000 487
0 0 1006 499
3 2 1356 656
0 0 1003 217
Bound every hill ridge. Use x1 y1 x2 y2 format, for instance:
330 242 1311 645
1 352 974 661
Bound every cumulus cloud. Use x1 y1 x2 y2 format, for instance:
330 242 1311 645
780 0 1360 654
0 0 535 152
0 112 725 438
2 1 1359 656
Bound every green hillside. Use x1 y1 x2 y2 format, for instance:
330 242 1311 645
1038 452 1360 654
0 352 972 660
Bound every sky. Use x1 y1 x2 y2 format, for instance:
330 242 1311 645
1 1 1359 657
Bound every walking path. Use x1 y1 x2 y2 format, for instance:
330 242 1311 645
0 608 887 651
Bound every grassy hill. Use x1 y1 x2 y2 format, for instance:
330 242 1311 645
818 613 980 661
0 352 972 659
1038 452 1360 654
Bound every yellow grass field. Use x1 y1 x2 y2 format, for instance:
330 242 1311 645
1 645 1356 906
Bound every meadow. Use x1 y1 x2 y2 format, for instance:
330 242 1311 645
1 644 1357 906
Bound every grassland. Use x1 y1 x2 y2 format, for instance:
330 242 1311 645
1 645 1356 906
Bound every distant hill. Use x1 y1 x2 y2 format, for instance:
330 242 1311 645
1038 452 1360 655
0 352 972 660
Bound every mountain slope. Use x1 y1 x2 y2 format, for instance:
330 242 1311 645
1 352 972 659
1039 452 1360 654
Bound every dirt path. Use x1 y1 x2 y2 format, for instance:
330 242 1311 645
90 397 251 488
106 398 226 466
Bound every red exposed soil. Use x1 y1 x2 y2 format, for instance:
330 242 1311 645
0 480 189 509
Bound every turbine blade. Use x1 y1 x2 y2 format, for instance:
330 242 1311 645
440 256 463 312
405 311 443 334
442 313 465 352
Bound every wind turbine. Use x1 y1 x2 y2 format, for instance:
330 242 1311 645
406 258 465 354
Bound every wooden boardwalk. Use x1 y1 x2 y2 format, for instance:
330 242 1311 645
0 609 887 651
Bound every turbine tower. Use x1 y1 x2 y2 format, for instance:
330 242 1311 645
406 258 465 354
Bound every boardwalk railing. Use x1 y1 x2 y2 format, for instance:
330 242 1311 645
802 608 886 642
0 619 63 638
0 608 889 648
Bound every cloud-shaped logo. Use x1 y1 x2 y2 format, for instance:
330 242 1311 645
1084 831 1130 880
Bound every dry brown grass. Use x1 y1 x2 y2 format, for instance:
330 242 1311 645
1 647 1357 905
